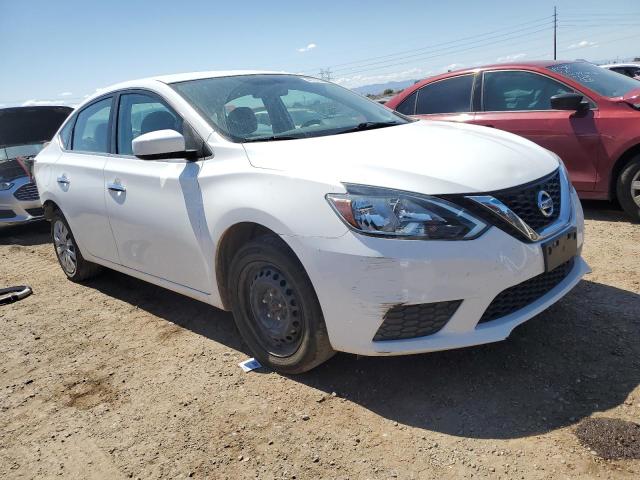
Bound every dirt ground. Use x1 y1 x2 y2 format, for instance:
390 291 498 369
1 201 639 480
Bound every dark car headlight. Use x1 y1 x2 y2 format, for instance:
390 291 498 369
327 184 488 240
0 182 15 191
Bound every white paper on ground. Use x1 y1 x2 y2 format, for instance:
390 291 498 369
238 358 262 372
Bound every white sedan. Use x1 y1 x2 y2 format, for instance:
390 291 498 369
34 71 589 373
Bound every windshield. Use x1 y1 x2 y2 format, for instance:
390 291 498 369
171 74 408 142
548 62 640 98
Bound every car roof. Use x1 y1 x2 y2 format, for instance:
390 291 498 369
601 63 640 68
80 70 291 106
436 60 581 77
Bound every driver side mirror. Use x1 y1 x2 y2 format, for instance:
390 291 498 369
550 93 590 114
132 129 198 161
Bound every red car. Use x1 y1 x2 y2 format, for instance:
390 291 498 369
386 61 640 220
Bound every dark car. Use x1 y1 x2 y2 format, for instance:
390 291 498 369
385 61 640 221
0 106 72 226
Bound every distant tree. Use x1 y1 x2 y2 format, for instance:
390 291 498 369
383 88 394 95
366 94 375 98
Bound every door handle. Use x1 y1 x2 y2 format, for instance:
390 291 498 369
57 175 70 185
107 182 126 193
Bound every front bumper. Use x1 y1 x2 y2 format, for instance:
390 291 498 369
284 190 588 356
0 178 43 227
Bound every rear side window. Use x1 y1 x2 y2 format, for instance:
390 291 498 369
59 119 74 149
395 91 417 115
483 71 573 111
71 98 112 153
415 75 474 115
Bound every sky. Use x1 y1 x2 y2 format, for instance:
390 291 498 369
1 0 639 107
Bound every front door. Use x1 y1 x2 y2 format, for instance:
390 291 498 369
103 91 211 293
470 70 601 191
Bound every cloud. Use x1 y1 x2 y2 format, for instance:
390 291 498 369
496 53 527 63
297 43 317 53
21 99 66 106
567 40 598 50
59 92 73 97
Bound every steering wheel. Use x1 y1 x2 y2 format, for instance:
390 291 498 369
300 119 324 128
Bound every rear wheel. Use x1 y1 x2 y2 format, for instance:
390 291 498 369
51 211 102 281
228 234 334 374
616 155 640 222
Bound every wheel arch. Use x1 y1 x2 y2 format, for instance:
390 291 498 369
215 222 303 310
42 199 61 220
610 143 640 200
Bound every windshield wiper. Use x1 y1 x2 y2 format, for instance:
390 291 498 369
243 134 306 143
335 121 401 135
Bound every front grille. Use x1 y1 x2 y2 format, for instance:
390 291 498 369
478 258 574 324
373 300 462 341
0 209 15 219
13 182 40 201
492 170 561 231
452 169 562 241
25 207 44 217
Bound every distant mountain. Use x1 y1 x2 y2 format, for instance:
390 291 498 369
352 79 420 96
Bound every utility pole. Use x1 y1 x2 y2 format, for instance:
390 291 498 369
553 6 557 60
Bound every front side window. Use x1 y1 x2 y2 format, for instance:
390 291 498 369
482 71 573 112
415 75 474 115
117 93 182 155
71 98 112 153
548 62 640 97
171 74 407 142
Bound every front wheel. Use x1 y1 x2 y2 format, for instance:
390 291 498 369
616 155 640 222
51 211 102 282
228 234 335 374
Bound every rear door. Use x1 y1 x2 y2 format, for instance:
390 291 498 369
398 74 476 123
103 90 212 293
54 97 119 262
470 70 601 191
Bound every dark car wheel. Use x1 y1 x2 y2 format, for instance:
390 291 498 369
617 155 640 222
51 211 102 282
228 234 335 374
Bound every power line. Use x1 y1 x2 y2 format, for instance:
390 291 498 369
329 22 554 75
330 27 553 78
298 15 554 75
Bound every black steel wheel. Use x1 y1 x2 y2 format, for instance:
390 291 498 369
228 234 334 373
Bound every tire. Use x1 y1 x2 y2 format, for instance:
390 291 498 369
228 234 335 374
51 210 102 282
616 155 640 222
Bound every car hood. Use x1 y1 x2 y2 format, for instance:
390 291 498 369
0 106 72 148
242 120 559 195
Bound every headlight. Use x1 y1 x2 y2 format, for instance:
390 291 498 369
326 184 488 240
0 182 14 191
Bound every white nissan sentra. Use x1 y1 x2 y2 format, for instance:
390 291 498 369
35 71 589 373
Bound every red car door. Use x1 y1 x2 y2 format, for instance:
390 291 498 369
470 70 601 192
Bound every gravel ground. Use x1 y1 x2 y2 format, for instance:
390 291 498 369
0 200 639 479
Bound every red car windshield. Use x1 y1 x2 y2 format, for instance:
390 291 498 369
548 62 640 98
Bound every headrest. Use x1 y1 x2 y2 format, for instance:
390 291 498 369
141 111 177 135
227 107 258 136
